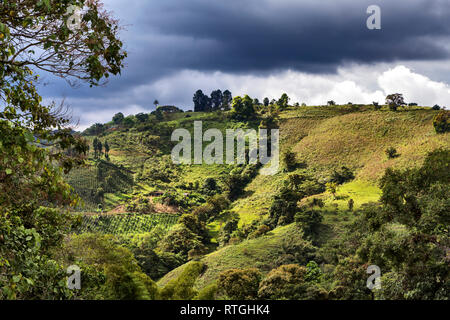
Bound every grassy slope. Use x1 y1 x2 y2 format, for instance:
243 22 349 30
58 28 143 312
158 106 449 290
158 224 294 288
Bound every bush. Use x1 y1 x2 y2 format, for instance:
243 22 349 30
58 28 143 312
258 264 307 299
282 150 298 171
268 187 301 227
432 104 441 110
157 225 206 260
348 198 354 211
330 166 354 184
248 225 271 239
202 177 220 195
126 196 155 214
295 209 323 240
385 147 399 159
433 110 449 133
218 268 262 300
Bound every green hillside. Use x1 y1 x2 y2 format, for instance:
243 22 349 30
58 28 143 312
67 104 449 300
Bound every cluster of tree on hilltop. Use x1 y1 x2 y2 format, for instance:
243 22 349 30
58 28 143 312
193 89 233 112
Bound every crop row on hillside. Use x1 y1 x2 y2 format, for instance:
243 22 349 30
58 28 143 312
75 213 179 235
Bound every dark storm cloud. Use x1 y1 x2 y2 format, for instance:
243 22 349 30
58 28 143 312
38 0 450 123
142 0 450 72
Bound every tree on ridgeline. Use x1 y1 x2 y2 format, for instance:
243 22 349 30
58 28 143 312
386 94 406 111
278 93 290 109
230 95 256 121
193 90 206 112
210 89 223 111
135 112 149 123
113 112 124 124
432 104 441 110
263 97 270 107
222 90 233 110
153 100 159 109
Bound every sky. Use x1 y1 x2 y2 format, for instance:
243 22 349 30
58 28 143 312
38 0 450 130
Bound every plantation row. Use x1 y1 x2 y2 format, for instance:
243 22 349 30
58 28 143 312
75 213 180 235
65 161 135 211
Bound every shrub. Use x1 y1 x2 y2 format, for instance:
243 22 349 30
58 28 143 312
218 268 262 300
282 150 298 171
218 217 239 246
126 196 155 214
385 147 399 159
268 187 301 227
433 110 449 133
258 264 307 299
248 225 271 239
157 225 206 260
202 177 220 195
432 104 441 110
295 209 323 240
348 198 354 211
330 166 354 184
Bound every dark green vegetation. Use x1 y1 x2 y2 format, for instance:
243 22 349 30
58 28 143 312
67 96 448 300
1 1 449 301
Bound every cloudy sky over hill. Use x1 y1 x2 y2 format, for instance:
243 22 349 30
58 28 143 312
39 0 450 129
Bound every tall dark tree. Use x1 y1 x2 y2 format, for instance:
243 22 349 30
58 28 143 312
263 97 270 107
112 112 124 124
278 93 290 109
97 140 103 157
222 90 233 111
210 90 223 111
93 137 99 158
193 90 206 112
104 140 110 159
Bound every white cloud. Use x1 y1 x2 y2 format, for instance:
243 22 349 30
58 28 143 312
378 65 450 106
47 63 449 130
141 64 449 107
